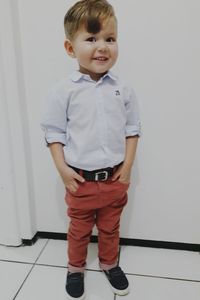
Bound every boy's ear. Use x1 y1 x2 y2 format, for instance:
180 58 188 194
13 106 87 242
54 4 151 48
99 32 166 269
64 40 76 58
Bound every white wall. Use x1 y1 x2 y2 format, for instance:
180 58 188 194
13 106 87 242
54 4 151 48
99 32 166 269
1 0 200 244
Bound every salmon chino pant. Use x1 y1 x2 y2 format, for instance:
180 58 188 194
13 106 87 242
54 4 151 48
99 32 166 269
65 176 129 273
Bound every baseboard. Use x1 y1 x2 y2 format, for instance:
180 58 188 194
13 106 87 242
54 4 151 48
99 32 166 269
22 231 200 252
22 233 38 246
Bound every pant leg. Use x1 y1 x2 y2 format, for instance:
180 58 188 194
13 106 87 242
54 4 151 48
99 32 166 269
95 192 128 270
67 206 95 272
65 178 129 272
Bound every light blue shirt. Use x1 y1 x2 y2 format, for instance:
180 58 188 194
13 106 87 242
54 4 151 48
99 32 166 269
41 71 141 171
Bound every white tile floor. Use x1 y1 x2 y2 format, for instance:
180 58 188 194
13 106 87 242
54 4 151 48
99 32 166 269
0 239 200 300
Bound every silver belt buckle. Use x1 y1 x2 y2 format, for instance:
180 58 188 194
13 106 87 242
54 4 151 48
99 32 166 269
95 171 109 181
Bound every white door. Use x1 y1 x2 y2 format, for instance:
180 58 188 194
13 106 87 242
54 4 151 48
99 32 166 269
0 0 37 245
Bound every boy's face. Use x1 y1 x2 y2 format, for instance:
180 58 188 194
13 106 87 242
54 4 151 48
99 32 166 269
65 17 118 81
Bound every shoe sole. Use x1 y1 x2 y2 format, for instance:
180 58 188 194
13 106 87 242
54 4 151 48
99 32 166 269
101 270 130 296
66 291 85 300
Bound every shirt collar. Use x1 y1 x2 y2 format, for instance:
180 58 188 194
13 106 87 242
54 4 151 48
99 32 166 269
70 70 118 83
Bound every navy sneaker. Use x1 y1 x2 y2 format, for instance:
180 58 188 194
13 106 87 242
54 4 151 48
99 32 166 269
65 271 85 300
102 266 129 295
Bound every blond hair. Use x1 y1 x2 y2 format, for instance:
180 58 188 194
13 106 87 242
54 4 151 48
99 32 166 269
64 0 116 40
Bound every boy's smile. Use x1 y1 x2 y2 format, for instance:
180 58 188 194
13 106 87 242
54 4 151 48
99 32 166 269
65 17 118 81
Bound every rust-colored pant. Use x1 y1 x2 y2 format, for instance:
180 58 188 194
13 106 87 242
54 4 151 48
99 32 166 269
65 179 129 273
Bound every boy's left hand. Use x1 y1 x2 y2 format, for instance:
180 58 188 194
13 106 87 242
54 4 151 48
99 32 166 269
111 163 132 184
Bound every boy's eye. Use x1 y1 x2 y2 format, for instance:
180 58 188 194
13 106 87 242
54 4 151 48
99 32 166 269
86 37 96 42
106 37 116 42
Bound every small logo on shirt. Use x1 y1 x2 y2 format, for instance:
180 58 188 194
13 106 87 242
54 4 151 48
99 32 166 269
115 90 120 96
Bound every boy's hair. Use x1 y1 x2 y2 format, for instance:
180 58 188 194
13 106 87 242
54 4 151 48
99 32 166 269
64 0 116 40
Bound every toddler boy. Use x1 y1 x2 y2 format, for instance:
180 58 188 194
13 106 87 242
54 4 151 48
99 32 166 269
41 0 141 299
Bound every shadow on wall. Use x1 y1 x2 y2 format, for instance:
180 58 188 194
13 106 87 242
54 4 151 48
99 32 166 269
56 177 69 228
120 158 140 238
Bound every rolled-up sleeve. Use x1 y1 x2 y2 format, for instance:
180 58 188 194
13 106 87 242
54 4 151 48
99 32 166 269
40 89 68 146
124 87 141 137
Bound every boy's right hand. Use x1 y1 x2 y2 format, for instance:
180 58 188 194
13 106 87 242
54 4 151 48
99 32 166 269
59 165 85 193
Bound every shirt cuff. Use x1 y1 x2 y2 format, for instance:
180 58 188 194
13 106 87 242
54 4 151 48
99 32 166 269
125 125 141 137
45 132 67 146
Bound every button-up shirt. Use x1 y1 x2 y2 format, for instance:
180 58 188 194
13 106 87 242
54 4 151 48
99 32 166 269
41 71 141 171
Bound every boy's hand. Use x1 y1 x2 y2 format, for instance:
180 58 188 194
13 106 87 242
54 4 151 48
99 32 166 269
59 165 85 193
111 163 132 184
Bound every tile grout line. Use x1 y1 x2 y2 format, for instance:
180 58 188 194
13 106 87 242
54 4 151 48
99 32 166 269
0 239 50 265
12 239 50 300
0 259 33 265
12 263 35 300
28 263 200 284
35 262 67 269
118 245 200 283
34 239 50 264
30 261 200 284
125 272 200 283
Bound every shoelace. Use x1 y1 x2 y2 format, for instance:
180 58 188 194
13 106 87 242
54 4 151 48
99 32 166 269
108 267 124 277
68 272 83 283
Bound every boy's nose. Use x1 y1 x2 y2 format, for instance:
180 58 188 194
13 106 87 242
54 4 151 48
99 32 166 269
97 40 107 51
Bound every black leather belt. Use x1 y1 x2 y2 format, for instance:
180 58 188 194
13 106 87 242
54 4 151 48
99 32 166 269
69 162 122 181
